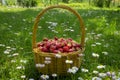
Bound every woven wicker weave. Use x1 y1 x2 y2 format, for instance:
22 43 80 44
32 5 85 75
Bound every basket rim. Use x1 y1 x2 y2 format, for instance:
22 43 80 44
33 47 85 57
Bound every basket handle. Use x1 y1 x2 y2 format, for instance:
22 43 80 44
32 5 85 49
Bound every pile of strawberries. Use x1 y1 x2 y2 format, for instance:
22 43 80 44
37 37 82 53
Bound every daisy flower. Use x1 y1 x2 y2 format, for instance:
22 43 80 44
65 60 73 64
40 74 49 80
93 70 99 74
52 73 57 77
98 73 107 78
55 54 61 58
67 66 78 74
97 65 106 69
21 75 26 79
45 57 51 61
92 77 102 80
36 64 45 68
92 53 99 58
78 77 84 80
81 68 89 73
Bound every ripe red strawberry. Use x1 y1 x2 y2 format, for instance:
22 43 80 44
58 48 63 53
50 45 56 50
56 43 62 48
69 48 74 52
45 42 51 49
63 46 69 52
61 41 67 47
59 38 65 42
71 42 77 47
37 42 44 47
76 44 81 48
37 42 41 47
53 50 59 53
67 43 72 48
41 47 49 52
54 36 58 40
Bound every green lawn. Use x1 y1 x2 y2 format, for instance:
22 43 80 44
0 5 120 80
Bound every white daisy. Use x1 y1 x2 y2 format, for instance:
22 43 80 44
0 44 3 46
11 60 16 63
16 66 23 69
91 44 96 47
81 68 89 73
92 53 99 58
35 64 45 68
45 57 51 61
11 48 16 50
111 72 116 76
117 78 120 80
98 73 107 78
52 73 57 77
67 66 78 74
20 60 27 63
97 65 106 69
65 60 73 64
29 78 34 80
40 74 49 80
78 54 85 57
6 46 11 49
21 75 26 79
102 52 108 55
4 50 10 54
112 76 117 80
55 54 62 58
44 60 51 64
78 77 84 80
92 77 102 80
51 22 57 27
67 68 76 74
95 42 102 45
72 66 79 71
93 70 99 74
12 53 19 56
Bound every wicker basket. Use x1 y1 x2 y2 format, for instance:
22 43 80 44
32 5 85 75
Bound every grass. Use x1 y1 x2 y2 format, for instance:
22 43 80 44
0 5 120 80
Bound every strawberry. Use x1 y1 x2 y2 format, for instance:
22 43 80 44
53 50 59 53
63 46 69 52
69 48 74 52
56 43 62 48
67 43 72 48
58 48 63 53
45 42 51 49
50 45 56 50
41 47 49 52
54 36 58 40
37 42 44 47
37 37 81 53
